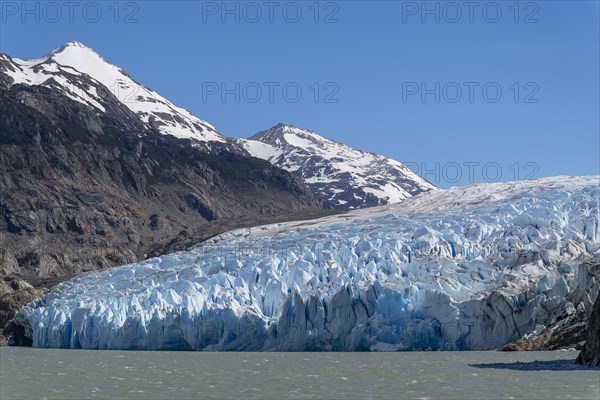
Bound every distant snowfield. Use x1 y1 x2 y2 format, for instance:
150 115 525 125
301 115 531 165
208 175 598 241
14 175 599 351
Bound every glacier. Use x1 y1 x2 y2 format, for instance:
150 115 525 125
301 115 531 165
13 176 600 350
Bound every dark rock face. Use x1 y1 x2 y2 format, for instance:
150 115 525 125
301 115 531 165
0 83 321 341
501 262 600 352
500 322 588 351
577 294 600 367
0 278 46 340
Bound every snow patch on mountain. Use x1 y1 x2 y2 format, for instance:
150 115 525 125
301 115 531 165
238 124 436 209
13 176 599 351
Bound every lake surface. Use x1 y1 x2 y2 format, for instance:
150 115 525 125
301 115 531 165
1 348 598 399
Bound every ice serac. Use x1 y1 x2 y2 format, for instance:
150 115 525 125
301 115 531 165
13 176 600 350
0 41 224 145
237 124 436 209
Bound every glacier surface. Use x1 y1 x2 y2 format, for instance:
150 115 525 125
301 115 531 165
14 176 600 350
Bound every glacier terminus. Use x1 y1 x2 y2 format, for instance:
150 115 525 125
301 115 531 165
13 176 600 351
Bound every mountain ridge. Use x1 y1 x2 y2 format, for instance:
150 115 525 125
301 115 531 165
1 42 435 209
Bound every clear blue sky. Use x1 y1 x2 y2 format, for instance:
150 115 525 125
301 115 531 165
1 0 598 187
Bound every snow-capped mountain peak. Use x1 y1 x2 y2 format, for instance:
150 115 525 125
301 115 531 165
250 123 330 147
239 124 436 209
12 41 102 68
1 42 224 143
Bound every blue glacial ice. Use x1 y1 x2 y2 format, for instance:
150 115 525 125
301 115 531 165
13 176 600 350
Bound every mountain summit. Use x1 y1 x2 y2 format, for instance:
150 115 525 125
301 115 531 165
239 124 436 209
0 41 224 144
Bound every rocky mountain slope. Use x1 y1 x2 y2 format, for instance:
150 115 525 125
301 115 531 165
11 176 599 350
0 56 322 339
238 124 436 209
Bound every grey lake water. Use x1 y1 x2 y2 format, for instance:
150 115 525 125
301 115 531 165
1 348 598 399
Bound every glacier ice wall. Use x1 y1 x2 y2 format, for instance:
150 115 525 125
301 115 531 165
13 176 600 350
